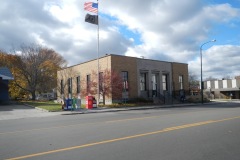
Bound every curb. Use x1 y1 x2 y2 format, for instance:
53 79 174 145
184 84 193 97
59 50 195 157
25 101 227 115
60 102 216 115
34 107 50 112
23 103 50 112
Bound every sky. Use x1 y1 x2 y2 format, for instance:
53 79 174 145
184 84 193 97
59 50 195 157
0 0 240 80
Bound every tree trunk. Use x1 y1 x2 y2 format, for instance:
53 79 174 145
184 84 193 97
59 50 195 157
31 91 36 100
103 92 105 105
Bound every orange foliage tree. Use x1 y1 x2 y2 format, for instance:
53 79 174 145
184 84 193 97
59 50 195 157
0 51 28 99
8 44 66 100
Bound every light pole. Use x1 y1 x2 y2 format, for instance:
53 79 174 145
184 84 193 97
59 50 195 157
200 39 216 104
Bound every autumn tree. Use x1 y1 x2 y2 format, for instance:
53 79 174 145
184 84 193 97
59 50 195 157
0 50 5 66
0 51 27 99
82 69 123 105
0 50 9 67
10 44 66 100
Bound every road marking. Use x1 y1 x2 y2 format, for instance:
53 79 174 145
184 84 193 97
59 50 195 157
105 115 160 123
0 107 237 135
6 116 240 160
0 113 194 135
0 108 229 135
0 116 159 135
0 123 94 135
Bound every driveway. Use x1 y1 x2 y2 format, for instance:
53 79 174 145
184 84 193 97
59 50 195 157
0 103 61 120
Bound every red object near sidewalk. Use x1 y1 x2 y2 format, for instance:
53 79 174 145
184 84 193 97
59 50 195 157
86 96 93 109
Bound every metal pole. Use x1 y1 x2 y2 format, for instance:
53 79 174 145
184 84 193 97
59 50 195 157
200 47 203 104
200 40 216 104
71 77 73 111
97 0 99 107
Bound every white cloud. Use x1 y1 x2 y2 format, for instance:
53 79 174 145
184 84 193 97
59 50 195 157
0 0 240 79
189 45 240 79
204 4 239 22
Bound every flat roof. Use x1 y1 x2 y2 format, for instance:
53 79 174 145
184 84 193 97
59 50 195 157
0 67 14 80
61 54 188 70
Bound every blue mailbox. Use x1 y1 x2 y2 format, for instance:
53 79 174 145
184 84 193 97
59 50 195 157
65 98 73 110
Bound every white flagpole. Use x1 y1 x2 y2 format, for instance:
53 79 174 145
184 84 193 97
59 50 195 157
97 0 100 107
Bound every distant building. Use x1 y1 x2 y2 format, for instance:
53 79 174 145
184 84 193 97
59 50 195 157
0 67 14 103
203 77 240 99
57 54 189 104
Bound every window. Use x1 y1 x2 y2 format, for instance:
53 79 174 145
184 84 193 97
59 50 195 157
122 71 128 81
140 73 147 91
60 80 64 94
76 76 80 94
87 74 91 92
179 75 183 90
152 74 158 97
152 74 157 90
122 71 128 90
162 75 168 91
68 78 72 94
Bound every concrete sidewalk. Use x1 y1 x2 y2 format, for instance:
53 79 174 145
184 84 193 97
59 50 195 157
1 103 188 120
210 99 240 102
61 99 240 115
0 100 233 120
60 102 207 115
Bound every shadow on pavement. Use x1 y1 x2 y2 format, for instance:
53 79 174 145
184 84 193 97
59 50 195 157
167 101 240 109
0 101 33 111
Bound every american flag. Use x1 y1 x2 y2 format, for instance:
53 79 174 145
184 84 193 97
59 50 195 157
84 2 98 14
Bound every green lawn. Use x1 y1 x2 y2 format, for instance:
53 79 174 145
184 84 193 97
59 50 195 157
21 100 153 112
22 101 63 112
98 103 137 108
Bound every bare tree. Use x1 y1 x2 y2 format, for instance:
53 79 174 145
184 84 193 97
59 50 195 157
188 72 200 95
222 75 231 80
189 72 199 87
204 76 218 81
10 43 66 100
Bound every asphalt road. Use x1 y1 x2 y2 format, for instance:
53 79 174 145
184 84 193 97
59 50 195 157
1 102 240 160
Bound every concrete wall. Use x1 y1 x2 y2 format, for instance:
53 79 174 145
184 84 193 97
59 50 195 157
137 59 172 98
204 79 240 99
206 79 240 89
215 81 219 89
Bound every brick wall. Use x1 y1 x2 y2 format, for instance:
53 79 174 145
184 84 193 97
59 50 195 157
57 55 112 103
171 62 189 96
111 55 138 99
57 55 189 103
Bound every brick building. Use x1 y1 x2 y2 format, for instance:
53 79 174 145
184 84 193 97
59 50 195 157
57 54 189 104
